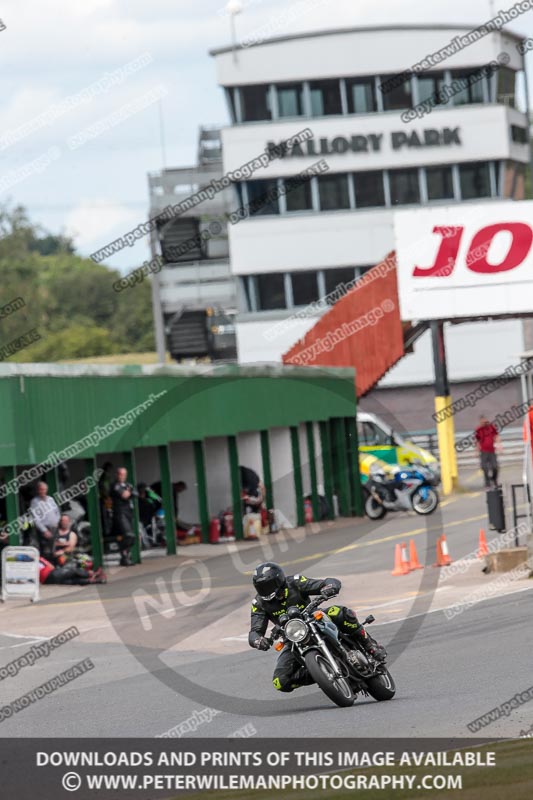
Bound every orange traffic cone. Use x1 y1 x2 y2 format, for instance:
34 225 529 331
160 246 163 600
408 539 423 570
392 543 409 576
433 536 444 567
440 534 452 566
477 528 489 559
433 535 452 567
400 541 411 574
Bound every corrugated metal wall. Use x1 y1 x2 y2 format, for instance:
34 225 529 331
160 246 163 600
0 365 357 467
283 254 405 398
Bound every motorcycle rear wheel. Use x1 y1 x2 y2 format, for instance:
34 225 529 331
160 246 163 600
366 668 396 701
304 650 355 707
412 487 439 515
364 494 387 520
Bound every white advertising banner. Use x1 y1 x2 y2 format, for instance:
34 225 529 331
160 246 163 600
394 201 533 321
1 546 40 603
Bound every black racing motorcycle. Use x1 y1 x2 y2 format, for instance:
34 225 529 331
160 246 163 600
268 595 396 708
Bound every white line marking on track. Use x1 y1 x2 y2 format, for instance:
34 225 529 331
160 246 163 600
356 587 446 613
375 584 533 627
0 631 47 649
221 635 248 642
3 641 43 650
0 631 47 641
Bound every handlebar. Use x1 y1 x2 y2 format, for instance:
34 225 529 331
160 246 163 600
303 592 338 616
265 593 339 645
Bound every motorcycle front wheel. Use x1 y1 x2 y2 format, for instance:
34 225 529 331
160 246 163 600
412 487 439 515
364 494 387 520
304 650 355 707
366 668 396 701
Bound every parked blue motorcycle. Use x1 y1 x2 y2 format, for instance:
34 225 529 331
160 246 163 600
364 462 439 520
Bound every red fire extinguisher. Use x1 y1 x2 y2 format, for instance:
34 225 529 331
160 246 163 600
223 510 234 537
304 499 313 524
209 517 221 544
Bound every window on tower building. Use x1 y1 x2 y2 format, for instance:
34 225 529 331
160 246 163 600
275 83 305 117
426 166 455 201
291 271 319 306
354 171 385 207
309 79 343 115
381 75 413 110
389 168 420 205
346 78 376 113
240 84 272 121
459 162 491 199
255 273 286 310
417 72 447 106
496 67 517 107
449 69 485 105
246 180 280 216
284 176 313 212
324 267 357 303
317 173 351 210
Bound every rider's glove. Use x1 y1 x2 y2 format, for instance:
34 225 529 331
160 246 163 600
253 637 270 651
321 584 338 599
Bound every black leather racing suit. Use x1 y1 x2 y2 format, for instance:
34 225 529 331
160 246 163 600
248 574 370 693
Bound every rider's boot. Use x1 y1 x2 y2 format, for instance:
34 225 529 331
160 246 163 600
353 626 387 662
330 607 388 662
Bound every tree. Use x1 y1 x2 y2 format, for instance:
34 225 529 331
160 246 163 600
22 325 116 360
0 203 155 361
0 204 74 259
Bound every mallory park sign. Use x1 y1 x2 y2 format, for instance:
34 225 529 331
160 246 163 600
266 127 461 157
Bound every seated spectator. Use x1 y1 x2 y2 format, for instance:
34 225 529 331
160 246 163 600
150 479 194 535
30 481 60 558
239 465 265 514
39 555 105 585
53 514 78 565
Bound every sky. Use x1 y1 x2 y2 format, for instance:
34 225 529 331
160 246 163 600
2 0 532 273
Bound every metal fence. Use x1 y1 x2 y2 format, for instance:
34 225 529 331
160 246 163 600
407 426 525 466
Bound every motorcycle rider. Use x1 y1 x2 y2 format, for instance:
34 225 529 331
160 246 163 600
249 562 387 693
369 464 398 504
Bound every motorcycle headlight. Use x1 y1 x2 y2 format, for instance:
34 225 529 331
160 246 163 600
284 619 308 643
